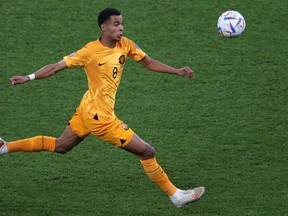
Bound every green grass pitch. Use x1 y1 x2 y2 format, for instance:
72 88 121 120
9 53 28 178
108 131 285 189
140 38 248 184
0 0 287 215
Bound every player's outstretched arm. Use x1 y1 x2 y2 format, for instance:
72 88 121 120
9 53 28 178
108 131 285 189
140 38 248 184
138 55 194 79
10 60 68 85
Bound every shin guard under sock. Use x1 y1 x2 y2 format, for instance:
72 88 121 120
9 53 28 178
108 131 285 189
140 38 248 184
140 157 177 196
7 136 56 153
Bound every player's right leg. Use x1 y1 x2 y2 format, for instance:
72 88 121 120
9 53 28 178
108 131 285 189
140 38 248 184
1 101 90 155
54 125 84 154
0 126 83 154
0 138 8 154
0 135 56 154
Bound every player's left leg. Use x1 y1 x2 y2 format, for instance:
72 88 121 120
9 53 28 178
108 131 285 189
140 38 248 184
88 116 205 207
124 134 177 195
124 134 205 208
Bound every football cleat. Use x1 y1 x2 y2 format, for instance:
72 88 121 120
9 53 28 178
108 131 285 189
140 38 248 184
0 138 8 154
170 187 205 208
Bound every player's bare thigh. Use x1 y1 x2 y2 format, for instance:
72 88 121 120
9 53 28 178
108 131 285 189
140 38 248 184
123 133 155 160
55 125 83 154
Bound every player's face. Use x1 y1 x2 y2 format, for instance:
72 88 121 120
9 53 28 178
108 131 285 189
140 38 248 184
103 15 124 42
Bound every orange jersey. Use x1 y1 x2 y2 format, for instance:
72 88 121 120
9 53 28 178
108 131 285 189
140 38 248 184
64 37 146 119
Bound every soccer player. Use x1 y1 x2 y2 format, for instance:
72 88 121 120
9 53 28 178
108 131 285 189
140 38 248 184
0 8 204 207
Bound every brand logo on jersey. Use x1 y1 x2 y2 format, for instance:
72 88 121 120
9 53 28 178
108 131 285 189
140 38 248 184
98 62 107 66
119 55 126 65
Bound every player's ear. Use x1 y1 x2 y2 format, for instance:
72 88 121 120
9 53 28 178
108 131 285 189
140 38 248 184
101 23 107 32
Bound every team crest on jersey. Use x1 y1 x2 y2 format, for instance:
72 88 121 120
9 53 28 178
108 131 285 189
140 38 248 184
119 55 126 65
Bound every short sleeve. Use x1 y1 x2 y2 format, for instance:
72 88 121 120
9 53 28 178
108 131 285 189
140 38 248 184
127 39 146 62
63 44 93 68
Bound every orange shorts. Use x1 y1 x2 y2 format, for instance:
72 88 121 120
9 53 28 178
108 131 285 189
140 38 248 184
68 104 134 148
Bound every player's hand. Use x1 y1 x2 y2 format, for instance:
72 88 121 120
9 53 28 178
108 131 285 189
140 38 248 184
176 67 194 79
10 76 30 85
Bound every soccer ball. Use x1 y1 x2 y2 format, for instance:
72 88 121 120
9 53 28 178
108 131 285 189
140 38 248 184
217 10 246 37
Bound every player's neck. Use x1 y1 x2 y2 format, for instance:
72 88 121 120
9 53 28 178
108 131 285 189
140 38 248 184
99 36 117 49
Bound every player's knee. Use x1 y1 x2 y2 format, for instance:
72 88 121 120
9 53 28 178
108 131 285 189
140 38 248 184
54 139 71 154
143 143 155 159
55 148 69 154
54 146 69 154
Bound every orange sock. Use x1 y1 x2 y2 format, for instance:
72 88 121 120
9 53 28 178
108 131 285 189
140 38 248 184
140 157 177 196
7 136 56 153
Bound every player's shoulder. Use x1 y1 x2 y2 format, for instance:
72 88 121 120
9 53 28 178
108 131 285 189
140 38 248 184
119 37 139 50
83 39 101 49
76 39 103 55
119 37 135 45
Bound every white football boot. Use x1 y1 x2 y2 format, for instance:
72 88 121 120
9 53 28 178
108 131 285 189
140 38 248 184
0 138 8 154
170 186 205 208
